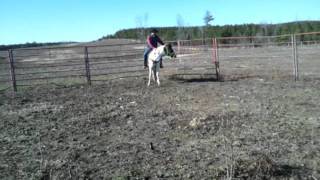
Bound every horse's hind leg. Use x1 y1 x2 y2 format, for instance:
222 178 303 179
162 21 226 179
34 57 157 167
153 67 157 82
152 66 157 82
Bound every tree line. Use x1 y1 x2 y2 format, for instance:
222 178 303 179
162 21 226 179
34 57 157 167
101 21 320 42
0 42 76 51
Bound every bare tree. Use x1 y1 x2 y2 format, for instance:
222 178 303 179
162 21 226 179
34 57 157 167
203 10 214 49
176 14 185 40
135 13 149 41
204 10 214 26
144 13 149 28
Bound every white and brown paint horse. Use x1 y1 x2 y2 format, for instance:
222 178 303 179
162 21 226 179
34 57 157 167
147 44 176 86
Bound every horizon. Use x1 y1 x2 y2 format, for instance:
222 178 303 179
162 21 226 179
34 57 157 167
1 0 320 45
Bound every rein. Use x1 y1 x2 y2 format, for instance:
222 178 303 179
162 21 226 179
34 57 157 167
152 60 160 64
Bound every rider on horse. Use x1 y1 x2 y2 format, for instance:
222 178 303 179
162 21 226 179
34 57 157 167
144 29 164 69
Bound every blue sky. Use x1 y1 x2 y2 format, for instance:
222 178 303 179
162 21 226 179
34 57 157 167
1 0 319 45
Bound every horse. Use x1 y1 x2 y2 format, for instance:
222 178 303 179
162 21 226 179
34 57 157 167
147 43 176 86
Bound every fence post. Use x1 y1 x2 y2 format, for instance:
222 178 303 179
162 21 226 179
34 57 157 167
294 34 299 81
212 38 220 80
84 46 92 85
291 34 299 81
177 40 181 55
8 49 17 93
177 40 181 63
212 38 217 64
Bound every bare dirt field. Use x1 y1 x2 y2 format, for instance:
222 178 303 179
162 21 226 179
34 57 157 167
0 43 320 179
1 75 320 179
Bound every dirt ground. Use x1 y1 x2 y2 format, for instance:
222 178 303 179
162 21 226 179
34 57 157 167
1 42 320 179
1 72 319 179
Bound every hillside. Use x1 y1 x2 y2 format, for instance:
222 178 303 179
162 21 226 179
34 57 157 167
0 39 142 51
0 42 78 51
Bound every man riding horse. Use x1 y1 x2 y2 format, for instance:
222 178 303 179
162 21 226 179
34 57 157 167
144 29 164 69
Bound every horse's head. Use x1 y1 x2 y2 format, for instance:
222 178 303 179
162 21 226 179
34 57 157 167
164 43 176 58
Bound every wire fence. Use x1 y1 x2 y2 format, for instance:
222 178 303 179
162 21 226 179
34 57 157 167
215 32 320 81
1 32 319 93
0 40 218 93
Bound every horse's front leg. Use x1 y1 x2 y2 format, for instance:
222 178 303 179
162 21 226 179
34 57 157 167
148 65 152 86
156 63 160 86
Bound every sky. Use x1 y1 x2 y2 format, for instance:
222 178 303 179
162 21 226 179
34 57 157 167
1 0 319 45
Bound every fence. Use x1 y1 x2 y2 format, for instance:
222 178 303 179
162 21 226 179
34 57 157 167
0 40 219 93
215 32 320 81
294 32 320 80
1 32 319 93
